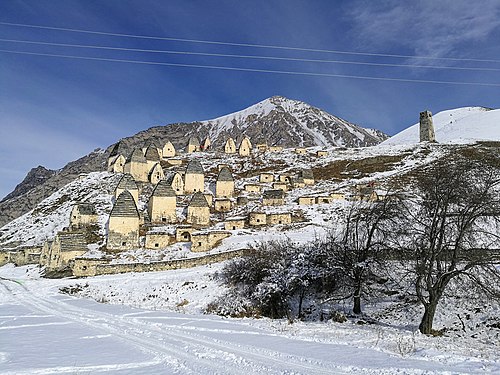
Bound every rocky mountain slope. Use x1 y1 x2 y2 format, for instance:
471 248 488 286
0 96 387 227
106 96 388 162
0 150 108 227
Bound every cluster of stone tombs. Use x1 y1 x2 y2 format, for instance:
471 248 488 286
5 111 438 273
20 136 379 273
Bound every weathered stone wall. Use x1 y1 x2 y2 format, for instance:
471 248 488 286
162 142 176 157
0 252 10 266
39 241 52 267
47 236 86 269
215 180 234 198
244 184 261 193
108 155 126 173
259 173 274 183
298 196 316 205
107 216 140 250
238 137 252 156
224 138 236 154
148 163 164 185
267 213 291 225
190 231 231 252
69 207 98 229
419 110 436 142
175 226 196 242
73 249 251 277
329 193 345 200
148 195 176 224
145 233 174 249
169 173 184 195
303 177 314 185
272 182 288 191
204 193 214 206
58 250 87 268
224 219 245 230
249 212 267 226
187 205 210 226
214 199 232 212
262 197 284 206
0 246 41 266
184 173 204 194
268 146 283 153
255 143 267 152
278 174 292 183
124 160 149 182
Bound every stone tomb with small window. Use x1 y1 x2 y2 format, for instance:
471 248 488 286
224 217 245 231
107 190 140 251
190 231 231 252
144 231 174 249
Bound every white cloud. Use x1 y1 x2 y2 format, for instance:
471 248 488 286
348 0 500 58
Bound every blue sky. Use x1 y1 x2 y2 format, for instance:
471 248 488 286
1 0 500 199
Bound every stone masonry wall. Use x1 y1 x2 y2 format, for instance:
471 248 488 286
73 249 251 277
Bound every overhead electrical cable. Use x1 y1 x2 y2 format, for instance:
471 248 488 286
0 38 499 72
1 49 500 87
1 21 500 64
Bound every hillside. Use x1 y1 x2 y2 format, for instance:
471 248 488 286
0 150 108 228
0 96 387 227
0 141 475 251
381 107 500 145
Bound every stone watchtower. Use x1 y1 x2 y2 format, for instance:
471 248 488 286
419 110 436 142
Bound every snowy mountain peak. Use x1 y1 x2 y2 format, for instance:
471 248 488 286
199 96 388 147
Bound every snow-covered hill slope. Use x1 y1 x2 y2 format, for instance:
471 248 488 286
381 107 500 145
0 172 118 249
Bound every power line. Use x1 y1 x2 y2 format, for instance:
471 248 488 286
1 48 500 87
1 21 500 64
1 37 499 73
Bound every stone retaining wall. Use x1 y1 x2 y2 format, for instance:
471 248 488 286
73 248 251 277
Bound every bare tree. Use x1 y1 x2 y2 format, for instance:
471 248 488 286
327 195 399 314
399 155 500 334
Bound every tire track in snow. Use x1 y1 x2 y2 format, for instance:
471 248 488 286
1 280 298 374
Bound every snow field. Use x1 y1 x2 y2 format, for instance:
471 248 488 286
1 264 498 374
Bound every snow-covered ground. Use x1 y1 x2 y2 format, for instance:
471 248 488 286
1 264 498 374
381 107 500 145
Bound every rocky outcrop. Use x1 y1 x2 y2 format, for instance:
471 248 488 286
1 166 56 203
0 150 107 227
